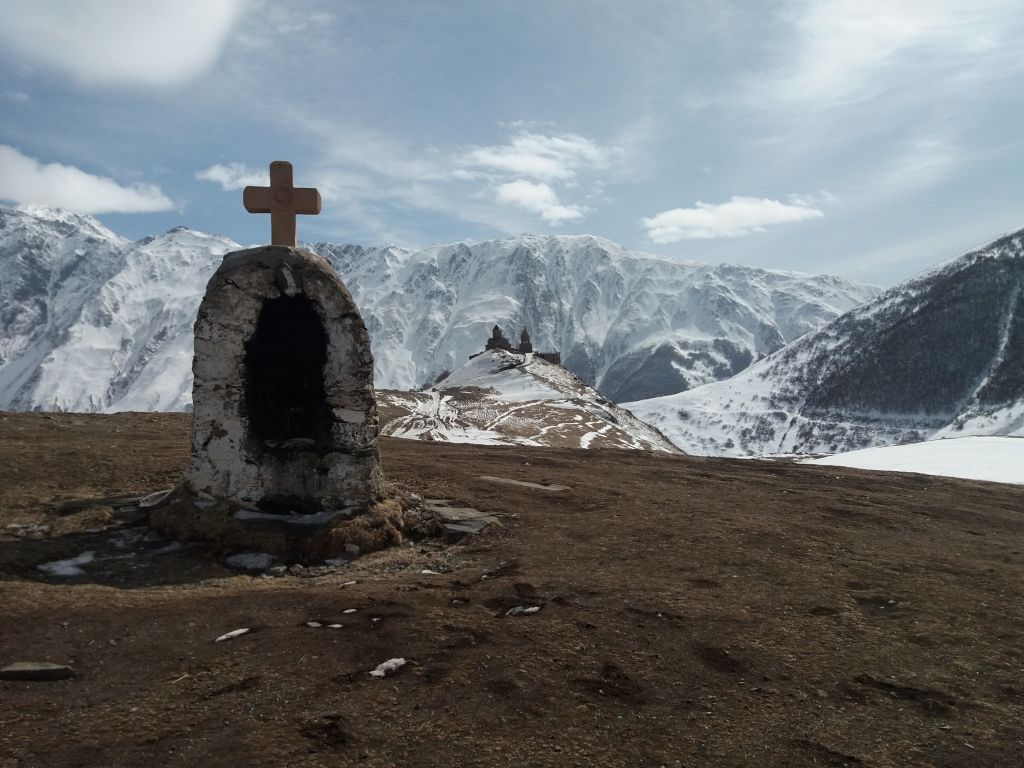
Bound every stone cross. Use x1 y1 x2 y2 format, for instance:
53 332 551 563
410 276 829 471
243 161 322 247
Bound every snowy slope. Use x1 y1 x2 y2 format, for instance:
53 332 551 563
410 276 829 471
378 349 680 451
805 437 1024 485
0 207 127 408
0 206 878 412
317 236 879 401
628 230 1024 456
33 227 236 411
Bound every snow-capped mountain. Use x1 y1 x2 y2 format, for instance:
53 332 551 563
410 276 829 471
0 206 878 412
0 207 127 409
627 229 1024 456
378 349 679 451
317 237 878 402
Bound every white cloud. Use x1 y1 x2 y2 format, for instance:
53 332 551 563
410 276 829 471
765 0 1013 104
196 162 265 190
0 145 173 213
495 180 585 225
6 91 30 103
643 196 823 242
0 0 248 87
458 132 612 182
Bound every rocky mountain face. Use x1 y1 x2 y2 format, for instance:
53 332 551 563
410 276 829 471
318 237 878 403
627 230 1024 456
0 206 878 413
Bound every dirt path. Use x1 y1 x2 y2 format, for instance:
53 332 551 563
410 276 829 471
1 412 1023 767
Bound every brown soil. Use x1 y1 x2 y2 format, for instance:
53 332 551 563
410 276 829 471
1 411 1023 768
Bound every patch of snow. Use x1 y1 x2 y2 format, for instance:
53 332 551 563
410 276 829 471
37 551 95 576
804 437 1024 485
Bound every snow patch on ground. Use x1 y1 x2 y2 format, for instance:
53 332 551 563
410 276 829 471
804 437 1024 485
37 551 95 576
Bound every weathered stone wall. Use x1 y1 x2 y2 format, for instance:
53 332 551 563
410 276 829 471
187 245 383 512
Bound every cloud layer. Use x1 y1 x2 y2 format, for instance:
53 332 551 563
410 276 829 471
494 181 585 224
762 0 1010 105
0 0 247 86
0 145 173 214
457 132 611 182
196 162 265 190
643 196 823 242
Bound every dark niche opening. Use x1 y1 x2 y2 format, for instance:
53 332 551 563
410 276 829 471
244 293 329 448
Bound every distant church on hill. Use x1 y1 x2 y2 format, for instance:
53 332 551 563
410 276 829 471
477 325 561 365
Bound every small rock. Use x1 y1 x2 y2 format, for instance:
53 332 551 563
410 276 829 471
224 552 274 571
138 489 173 508
369 658 407 678
266 565 287 576
0 662 76 682
505 605 542 617
287 564 305 576
214 628 251 643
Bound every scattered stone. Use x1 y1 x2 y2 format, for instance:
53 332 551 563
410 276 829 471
306 621 323 628
287 564 305 576
6 522 51 539
149 541 187 556
342 608 358 614
369 658 407 678
344 543 360 557
478 475 569 492
424 499 499 536
138 489 173 508
214 628 251 643
324 557 349 567
37 551 95 577
328 624 343 629
266 565 287 576
0 662 76 682
224 552 275 571
340 580 357 587
110 528 147 550
505 605 542 617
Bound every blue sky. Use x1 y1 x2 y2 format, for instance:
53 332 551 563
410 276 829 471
1 0 1022 286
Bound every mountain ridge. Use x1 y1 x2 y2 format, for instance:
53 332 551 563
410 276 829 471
626 227 1024 455
0 206 879 413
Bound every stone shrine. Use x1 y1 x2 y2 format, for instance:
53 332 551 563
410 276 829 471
153 162 394 560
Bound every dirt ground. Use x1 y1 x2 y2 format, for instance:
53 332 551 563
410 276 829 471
0 411 1022 768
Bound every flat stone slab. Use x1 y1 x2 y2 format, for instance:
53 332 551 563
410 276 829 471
478 475 569 492
0 662 76 682
423 499 498 535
